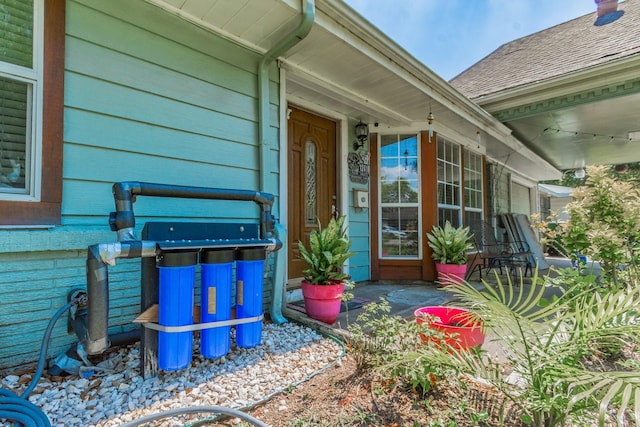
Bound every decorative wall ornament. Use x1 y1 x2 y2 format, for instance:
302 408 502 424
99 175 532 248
348 150 370 184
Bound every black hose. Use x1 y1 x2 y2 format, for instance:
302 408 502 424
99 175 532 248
0 297 80 427
22 299 79 398
118 406 269 427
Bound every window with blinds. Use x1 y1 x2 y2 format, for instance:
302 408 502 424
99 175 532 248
0 0 37 196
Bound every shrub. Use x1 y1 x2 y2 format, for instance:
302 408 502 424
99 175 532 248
533 165 640 288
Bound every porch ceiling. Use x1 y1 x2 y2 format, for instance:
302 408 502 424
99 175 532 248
145 0 563 180
146 0 478 126
474 61 640 171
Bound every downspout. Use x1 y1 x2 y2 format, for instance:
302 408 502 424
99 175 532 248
258 0 315 323
258 0 315 193
271 224 287 324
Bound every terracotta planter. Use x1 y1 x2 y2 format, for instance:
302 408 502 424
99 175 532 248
301 281 345 324
414 306 484 351
435 262 467 286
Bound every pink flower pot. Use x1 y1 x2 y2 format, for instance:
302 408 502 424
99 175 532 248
301 281 345 324
415 306 484 351
435 263 467 286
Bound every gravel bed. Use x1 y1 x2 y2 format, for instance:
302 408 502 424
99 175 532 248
1 322 344 427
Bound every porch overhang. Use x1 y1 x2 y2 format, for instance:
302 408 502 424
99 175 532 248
144 0 562 180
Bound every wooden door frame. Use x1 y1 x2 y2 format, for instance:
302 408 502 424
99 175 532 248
283 103 347 283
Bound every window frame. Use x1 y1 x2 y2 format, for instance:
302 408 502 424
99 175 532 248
463 149 484 227
436 135 462 227
0 0 64 226
377 132 422 260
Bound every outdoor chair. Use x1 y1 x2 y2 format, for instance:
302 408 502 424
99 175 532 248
466 221 533 279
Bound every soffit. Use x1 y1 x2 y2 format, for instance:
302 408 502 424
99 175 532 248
145 0 562 180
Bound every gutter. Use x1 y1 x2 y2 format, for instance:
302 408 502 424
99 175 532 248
258 0 315 323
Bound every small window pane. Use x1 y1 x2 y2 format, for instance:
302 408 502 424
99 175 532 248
381 207 419 257
0 0 34 68
0 76 28 192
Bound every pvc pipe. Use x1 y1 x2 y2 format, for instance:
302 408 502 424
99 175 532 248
270 223 287 324
110 181 277 241
83 241 158 355
83 182 282 357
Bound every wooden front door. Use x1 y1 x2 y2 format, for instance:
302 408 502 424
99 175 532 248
287 106 338 281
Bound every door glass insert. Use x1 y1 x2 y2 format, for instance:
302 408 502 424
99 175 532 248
305 140 317 224
379 134 420 258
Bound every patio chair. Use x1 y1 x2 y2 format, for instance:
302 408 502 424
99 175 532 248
466 221 532 279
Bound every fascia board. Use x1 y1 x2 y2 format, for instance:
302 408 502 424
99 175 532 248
475 55 640 112
315 0 507 132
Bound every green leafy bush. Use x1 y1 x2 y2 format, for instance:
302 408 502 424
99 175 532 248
348 299 452 395
533 165 640 287
432 272 640 427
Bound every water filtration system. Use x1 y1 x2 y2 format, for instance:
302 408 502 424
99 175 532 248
74 182 282 377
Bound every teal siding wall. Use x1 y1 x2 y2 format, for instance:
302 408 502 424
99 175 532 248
347 121 371 282
0 0 281 371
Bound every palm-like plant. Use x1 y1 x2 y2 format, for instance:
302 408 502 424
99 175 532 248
421 271 640 426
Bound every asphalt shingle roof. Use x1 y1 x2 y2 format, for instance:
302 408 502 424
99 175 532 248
450 0 640 99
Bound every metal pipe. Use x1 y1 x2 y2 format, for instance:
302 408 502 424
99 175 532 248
258 0 315 193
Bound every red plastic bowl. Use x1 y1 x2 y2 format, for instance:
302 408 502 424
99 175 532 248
414 306 484 351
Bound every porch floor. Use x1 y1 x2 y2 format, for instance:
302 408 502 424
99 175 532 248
283 256 594 359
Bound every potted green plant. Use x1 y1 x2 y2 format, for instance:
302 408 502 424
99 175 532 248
298 215 355 323
426 221 474 285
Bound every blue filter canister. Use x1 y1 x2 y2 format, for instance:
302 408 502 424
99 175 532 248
235 247 266 348
157 251 197 371
200 249 235 358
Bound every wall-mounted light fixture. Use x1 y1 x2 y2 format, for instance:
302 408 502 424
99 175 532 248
574 168 586 179
353 121 369 151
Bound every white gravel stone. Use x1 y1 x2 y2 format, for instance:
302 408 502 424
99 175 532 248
2 322 343 427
